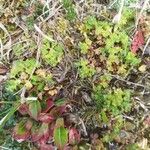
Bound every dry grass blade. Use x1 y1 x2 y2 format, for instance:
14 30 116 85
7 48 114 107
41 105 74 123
34 24 54 42
0 23 12 60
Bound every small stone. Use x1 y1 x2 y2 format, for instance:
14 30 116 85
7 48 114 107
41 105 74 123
25 80 33 90
139 65 147 72
48 89 57 96
20 72 28 80
36 69 46 78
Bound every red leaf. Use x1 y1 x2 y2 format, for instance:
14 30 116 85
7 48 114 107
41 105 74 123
69 128 80 145
18 103 28 115
64 146 73 150
40 143 55 150
31 132 42 142
25 119 33 130
38 113 54 123
58 106 67 115
38 124 50 144
131 29 145 53
43 98 54 113
13 130 30 142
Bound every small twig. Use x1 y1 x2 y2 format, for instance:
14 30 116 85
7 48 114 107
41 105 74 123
34 24 54 42
30 0 35 6
20 87 26 104
110 74 148 89
0 146 10 150
79 118 88 136
108 0 118 9
122 114 134 121
0 23 12 60
112 0 125 24
45 4 62 22
0 39 3 58
0 101 15 104
36 1 62 22
142 36 150 56
134 97 148 112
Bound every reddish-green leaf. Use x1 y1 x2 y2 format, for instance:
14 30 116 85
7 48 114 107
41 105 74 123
13 120 30 142
28 100 41 120
39 123 50 143
50 106 66 118
31 125 42 142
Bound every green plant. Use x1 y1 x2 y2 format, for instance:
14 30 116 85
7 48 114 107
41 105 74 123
103 116 124 142
41 39 64 67
95 21 112 37
79 37 92 54
93 85 131 116
62 0 76 21
6 58 55 93
10 58 36 78
91 74 132 143
84 16 97 30
125 143 140 150
79 42 89 54
5 59 36 92
76 59 96 79
126 52 141 66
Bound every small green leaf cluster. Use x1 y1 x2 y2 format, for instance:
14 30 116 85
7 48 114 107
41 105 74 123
10 58 36 78
79 37 92 54
6 58 55 92
31 72 54 92
114 8 135 29
92 76 131 116
5 59 36 92
103 116 124 142
75 59 96 79
62 0 76 21
41 39 64 67
79 42 89 54
126 52 141 66
84 16 97 30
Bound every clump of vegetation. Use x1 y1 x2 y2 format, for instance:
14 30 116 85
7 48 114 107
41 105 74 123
76 59 96 79
41 39 64 67
0 0 149 149
62 0 76 21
